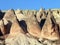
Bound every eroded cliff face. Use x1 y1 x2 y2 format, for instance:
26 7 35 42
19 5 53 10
0 8 60 45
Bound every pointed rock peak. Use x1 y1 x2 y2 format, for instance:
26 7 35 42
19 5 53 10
39 8 45 12
47 9 53 15
7 9 15 14
41 11 60 41
38 8 46 17
24 10 30 15
15 9 23 14
24 10 35 20
46 9 54 19
3 9 17 23
36 8 47 23
4 9 15 16
43 9 58 29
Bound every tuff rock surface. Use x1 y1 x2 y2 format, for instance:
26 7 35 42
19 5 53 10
0 8 60 45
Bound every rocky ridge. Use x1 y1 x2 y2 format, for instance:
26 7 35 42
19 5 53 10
0 8 60 45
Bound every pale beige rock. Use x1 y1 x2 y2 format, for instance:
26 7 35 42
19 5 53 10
36 8 47 22
24 12 41 39
0 20 7 37
2 18 8 25
41 10 60 41
5 33 29 45
0 9 60 45
15 10 41 38
3 9 16 23
3 9 25 35
15 9 26 21
52 10 60 33
9 21 25 35
4 9 26 45
15 9 23 14
5 33 43 45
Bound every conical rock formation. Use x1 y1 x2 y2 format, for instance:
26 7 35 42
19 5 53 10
41 10 60 41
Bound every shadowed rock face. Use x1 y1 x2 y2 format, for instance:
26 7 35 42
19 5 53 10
36 8 47 22
0 10 5 20
36 8 47 29
0 20 8 39
25 18 41 38
0 9 60 45
3 9 16 23
3 9 25 35
18 20 28 33
41 10 60 41
15 10 41 38
21 11 41 37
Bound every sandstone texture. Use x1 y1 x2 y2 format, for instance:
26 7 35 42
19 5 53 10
0 8 60 45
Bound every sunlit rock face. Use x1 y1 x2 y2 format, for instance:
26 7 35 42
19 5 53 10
0 9 60 45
